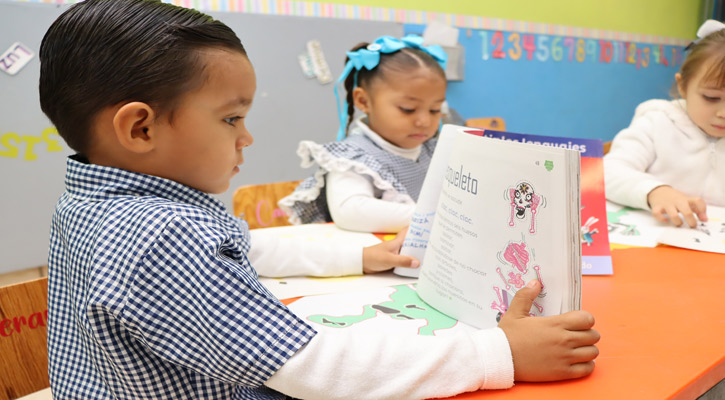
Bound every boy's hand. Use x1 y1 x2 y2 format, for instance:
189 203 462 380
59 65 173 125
362 228 419 274
647 185 708 228
498 280 600 382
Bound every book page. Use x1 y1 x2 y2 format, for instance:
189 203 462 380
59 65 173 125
395 128 458 277
607 202 725 253
656 205 725 253
606 201 665 247
286 284 477 337
478 129 612 275
417 130 578 329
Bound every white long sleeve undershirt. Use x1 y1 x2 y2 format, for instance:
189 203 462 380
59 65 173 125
266 328 514 399
326 125 420 233
248 227 368 277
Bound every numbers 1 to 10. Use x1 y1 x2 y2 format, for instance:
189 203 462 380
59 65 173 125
0 127 64 161
480 31 682 68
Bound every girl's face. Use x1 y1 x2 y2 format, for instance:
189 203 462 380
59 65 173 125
677 59 725 138
152 50 256 193
353 66 447 149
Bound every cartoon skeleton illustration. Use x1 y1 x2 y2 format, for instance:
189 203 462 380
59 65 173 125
502 241 530 274
507 181 542 233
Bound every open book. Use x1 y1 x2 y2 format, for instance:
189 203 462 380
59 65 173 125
607 201 725 253
396 124 581 329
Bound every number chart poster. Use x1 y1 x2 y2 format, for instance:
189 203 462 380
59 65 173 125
406 24 686 142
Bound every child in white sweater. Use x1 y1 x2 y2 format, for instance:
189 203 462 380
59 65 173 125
604 20 725 228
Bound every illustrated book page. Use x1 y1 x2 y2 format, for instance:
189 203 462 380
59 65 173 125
607 201 725 253
416 126 581 329
478 129 612 275
285 283 477 337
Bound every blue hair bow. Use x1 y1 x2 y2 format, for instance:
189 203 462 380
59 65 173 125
334 34 448 141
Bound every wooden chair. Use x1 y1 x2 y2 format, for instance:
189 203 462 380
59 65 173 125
603 140 612 155
464 117 506 131
233 180 301 230
0 277 50 400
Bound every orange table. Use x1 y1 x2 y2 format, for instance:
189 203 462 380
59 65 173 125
451 247 725 399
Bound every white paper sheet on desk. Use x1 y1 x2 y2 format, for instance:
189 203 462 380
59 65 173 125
285 283 477 336
657 206 725 254
261 271 417 299
607 201 725 253
606 201 666 247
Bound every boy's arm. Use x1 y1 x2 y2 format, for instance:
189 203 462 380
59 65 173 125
249 227 419 277
123 216 317 386
248 227 366 277
266 328 513 400
266 281 599 400
326 170 415 233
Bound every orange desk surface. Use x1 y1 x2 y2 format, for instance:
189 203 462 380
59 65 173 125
450 247 725 400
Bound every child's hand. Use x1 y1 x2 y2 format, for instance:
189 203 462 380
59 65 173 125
498 280 600 382
362 228 419 274
647 185 708 228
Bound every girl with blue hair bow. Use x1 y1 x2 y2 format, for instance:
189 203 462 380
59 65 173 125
279 35 448 233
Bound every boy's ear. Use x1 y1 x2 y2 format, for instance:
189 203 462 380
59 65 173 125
675 73 685 98
352 87 372 114
112 102 157 153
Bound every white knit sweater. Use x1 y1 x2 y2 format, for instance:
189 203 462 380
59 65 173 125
604 99 725 209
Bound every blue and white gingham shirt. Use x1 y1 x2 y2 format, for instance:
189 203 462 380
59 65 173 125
47 156 316 399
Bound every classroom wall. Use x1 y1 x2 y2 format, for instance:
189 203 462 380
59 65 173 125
0 0 706 274
405 22 686 142
0 1 403 273
311 0 703 39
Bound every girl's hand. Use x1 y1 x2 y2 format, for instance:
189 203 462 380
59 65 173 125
647 185 708 228
498 280 600 382
362 228 419 274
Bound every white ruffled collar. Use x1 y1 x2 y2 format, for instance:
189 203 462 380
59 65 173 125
351 118 422 161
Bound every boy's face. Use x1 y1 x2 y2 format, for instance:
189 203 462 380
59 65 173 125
677 60 725 139
153 50 256 193
354 67 446 149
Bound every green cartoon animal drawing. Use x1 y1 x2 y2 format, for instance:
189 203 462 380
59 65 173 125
607 207 640 236
307 284 457 336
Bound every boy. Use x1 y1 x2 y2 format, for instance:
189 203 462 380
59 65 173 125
41 1 599 399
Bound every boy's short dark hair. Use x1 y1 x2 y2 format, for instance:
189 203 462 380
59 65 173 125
39 0 247 156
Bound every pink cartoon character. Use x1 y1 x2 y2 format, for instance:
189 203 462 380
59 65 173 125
507 181 542 233
503 241 530 274
491 286 513 322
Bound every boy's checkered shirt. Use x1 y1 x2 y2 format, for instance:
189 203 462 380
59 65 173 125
47 156 316 399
